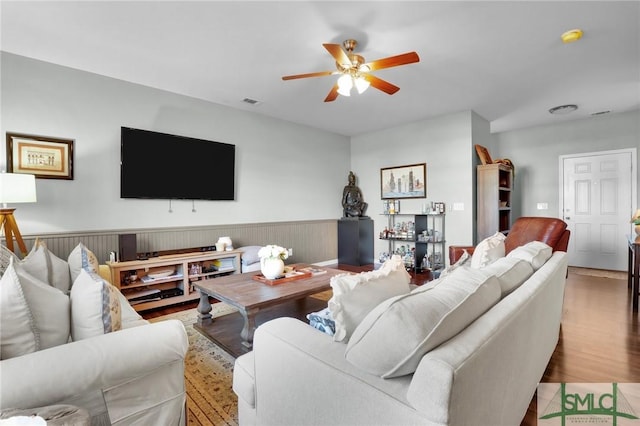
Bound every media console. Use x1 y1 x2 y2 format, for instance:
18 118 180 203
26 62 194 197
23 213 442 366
107 249 242 312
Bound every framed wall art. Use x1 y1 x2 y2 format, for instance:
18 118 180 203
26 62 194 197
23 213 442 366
6 132 74 179
380 163 426 199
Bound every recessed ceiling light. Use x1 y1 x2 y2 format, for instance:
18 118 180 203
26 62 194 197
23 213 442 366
591 110 611 116
549 104 578 115
561 29 583 44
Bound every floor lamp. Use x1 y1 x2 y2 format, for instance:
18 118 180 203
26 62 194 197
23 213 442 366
0 172 37 257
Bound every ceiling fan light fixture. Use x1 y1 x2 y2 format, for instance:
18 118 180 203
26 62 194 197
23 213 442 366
337 74 353 96
354 76 370 94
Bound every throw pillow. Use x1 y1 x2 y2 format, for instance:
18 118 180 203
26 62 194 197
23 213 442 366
0 244 20 277
70 269 122 341
0 259 70 360
67 243 99 284
329 255 411 342
506 241 553 270
470 232 506 268
481 256 534 298
20 240 72 294
345 266 501 378
439 249 470 278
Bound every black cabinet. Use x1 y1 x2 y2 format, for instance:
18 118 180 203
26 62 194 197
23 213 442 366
338 218 374 266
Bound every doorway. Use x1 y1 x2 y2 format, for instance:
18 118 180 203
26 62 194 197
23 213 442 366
559 149 637 271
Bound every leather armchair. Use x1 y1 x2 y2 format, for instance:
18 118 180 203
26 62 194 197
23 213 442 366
449 216 570 264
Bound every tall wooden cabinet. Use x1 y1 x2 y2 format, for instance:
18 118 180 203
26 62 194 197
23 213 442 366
477 163 513 240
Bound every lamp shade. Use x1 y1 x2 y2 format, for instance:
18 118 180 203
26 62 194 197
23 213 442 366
0 173 37 204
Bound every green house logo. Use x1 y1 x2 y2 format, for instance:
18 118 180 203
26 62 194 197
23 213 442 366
539 383 639 425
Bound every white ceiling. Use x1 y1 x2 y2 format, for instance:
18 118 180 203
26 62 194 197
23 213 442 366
1 1 639 137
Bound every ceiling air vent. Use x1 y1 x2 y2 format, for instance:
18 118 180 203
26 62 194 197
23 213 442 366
591 110 611 116
242 98 261 106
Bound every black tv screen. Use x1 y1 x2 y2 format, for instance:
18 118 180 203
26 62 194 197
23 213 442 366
120 127 235 200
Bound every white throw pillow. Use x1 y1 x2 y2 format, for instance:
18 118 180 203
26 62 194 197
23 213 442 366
507 241 553 270
345 266 501 378
0 259 70 360
70 269 122 341
481 256 534 297
470 232 506 268
440 250 470 278
20 240 72 293
68 243 99 284
329 255 411 342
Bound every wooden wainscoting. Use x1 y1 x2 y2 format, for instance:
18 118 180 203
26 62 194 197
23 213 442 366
13 219 338 264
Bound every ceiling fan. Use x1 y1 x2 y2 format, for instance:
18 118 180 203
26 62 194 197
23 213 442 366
282 39 420 102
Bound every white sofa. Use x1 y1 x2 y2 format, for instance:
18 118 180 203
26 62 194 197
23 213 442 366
0 243 189 425
233 246 568 425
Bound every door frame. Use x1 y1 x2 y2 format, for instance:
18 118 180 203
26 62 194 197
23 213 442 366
558 147 637 263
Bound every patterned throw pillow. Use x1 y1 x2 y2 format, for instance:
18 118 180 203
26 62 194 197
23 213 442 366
70 269 122 341
0 258 70 360
67 243 100 284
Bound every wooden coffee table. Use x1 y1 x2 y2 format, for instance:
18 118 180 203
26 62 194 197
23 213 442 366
193 264 344 357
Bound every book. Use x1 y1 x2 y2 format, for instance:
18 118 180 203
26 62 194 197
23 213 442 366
300 266 327 276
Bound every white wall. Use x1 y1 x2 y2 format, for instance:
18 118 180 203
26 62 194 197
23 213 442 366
0 53 350 234
350 111 479 262
494 109 640 218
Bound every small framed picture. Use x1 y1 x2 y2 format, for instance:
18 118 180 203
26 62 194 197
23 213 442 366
6 132 74 180
381 163 426 199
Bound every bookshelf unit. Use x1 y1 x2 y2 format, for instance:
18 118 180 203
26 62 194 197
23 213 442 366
477 163 513 240
107 249 242 312
380 213 446 273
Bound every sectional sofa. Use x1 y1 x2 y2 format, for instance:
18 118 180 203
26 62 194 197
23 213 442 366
233 241 568 425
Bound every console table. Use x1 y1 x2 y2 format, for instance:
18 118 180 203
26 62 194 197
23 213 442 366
628 235 640 312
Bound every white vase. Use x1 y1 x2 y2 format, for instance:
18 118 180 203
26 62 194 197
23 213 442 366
261 257 284 279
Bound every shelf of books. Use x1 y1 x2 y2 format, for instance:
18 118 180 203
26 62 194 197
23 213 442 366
107 249 242 312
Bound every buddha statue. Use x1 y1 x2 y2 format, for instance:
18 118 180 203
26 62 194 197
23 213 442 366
342 171 368 218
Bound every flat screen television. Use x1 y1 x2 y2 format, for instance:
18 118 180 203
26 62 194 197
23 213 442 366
120 127 235 200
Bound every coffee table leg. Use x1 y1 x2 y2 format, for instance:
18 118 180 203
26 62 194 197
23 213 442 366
240 308 259 348
196 290 213 326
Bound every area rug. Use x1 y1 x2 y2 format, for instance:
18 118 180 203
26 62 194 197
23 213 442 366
150 304 240 426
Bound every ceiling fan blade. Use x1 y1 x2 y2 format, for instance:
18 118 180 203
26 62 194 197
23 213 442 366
323 43 351 67
282 70 335 81
324 84 339 102
362 74 400 95
364 52 420 71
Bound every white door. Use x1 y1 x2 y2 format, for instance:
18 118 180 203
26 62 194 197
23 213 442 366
560 149 636 271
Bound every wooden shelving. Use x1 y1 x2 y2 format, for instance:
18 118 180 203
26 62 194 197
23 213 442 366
477 163 513 241
107 249 242 312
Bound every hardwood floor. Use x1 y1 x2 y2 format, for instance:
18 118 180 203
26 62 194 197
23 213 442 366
141 265 640 424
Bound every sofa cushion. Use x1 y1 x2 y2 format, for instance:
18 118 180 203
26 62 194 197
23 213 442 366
21 240 72 294
345 266 501 378
67 243 100 284
70 269 122 341
507 241 553 270
329 255 411 342
470 232 506 268
0 259 70 360
480 256 534 297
